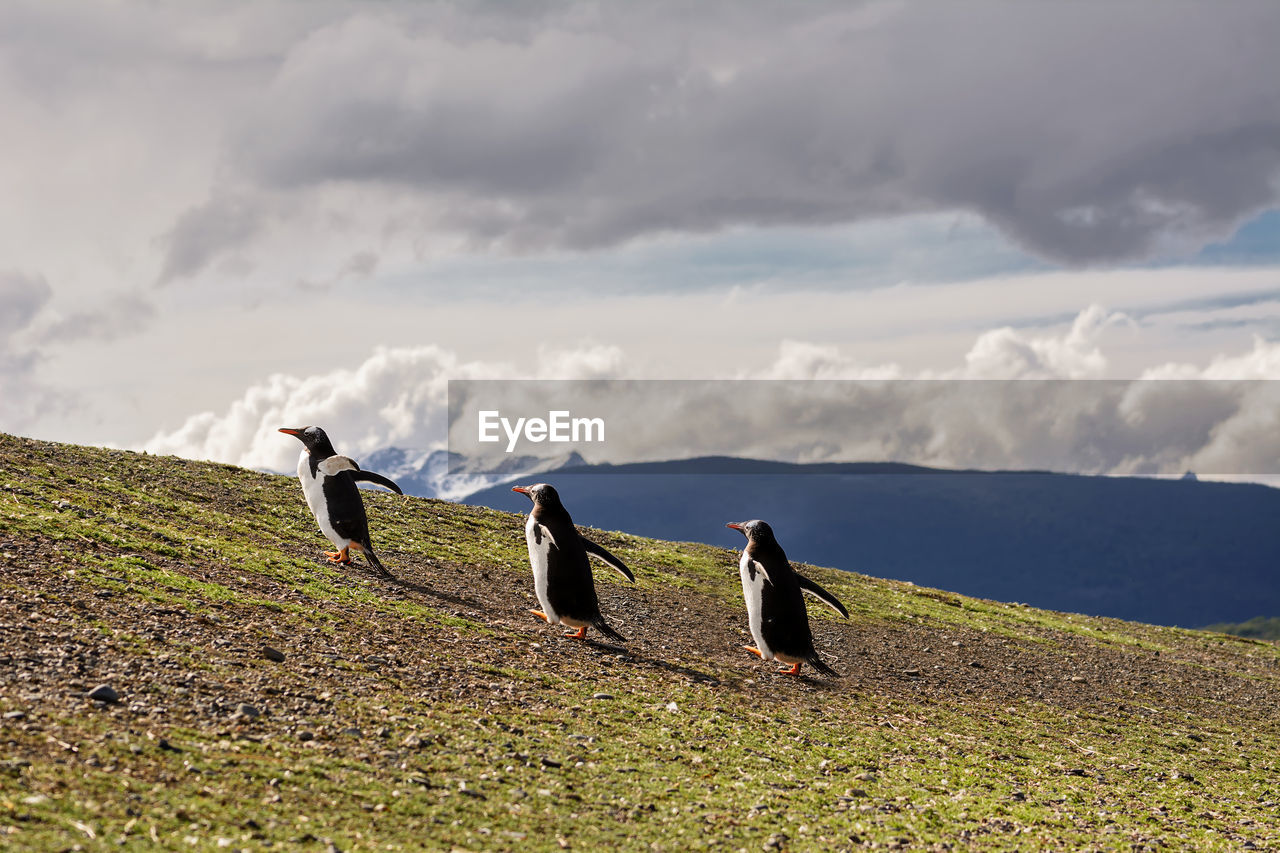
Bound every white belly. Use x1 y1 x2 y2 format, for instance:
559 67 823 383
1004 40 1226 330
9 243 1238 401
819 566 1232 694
297 450 348 549
740 552 773 660
525 514 559 624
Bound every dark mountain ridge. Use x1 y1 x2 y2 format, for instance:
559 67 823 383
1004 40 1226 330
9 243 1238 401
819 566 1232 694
463 456 1280 628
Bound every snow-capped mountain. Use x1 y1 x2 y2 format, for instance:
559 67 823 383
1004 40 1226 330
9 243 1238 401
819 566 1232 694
360 447 587 500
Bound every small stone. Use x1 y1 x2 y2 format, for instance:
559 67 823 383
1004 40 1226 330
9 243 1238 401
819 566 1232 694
297 730 315 742
1070 676 1086 683
341 727 362 737
665 702 679 712
853 772 876 782
88 684 119 703
540 757 562 768
3 710 26 720
234 703 261 719
591 693 615 700
903 668 921 677
262 646 286 663
1010 790 1026 801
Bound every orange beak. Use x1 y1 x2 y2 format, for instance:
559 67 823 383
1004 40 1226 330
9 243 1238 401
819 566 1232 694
726 522 743 530
278 428 303 437
511 486 529 494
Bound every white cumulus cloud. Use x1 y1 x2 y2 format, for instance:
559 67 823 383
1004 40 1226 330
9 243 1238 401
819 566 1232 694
142 343 626 472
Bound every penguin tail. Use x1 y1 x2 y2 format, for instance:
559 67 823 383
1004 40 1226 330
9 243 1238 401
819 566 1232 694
807 654 840 678
355 541 394 579
591 618 627 644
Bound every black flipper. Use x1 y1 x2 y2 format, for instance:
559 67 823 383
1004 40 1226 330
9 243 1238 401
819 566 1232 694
748 558 772 587
797 573 848 618
350 469 404 495
582 537 634 582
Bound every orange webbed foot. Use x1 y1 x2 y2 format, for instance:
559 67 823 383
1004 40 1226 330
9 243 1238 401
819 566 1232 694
564 626 588 639
529 609 549 623
778 662 802 676
742 645 763 659
324 548 352 565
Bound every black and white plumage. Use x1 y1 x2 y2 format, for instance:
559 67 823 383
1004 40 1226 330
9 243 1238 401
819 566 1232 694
511 483 634 642
726 519 848 677
278 426 403 578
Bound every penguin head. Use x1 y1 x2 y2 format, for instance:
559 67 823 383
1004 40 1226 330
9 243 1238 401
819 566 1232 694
726 519 776 545
278 425 337 457
511 483 563 509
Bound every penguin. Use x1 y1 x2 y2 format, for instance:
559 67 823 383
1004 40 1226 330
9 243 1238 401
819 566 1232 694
511 483 634 642
278 426 403 578
726 519 848 677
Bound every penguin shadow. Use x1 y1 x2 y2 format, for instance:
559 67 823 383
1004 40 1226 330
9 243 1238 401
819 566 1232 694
377 571 483 610
595 641 725 685
329 556 487 611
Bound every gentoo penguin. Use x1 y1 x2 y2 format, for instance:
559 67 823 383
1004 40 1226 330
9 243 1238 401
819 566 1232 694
726 520 848 677
278 426 403 578
511 483 634 642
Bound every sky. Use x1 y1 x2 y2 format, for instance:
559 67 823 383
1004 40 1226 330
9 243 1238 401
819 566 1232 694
4 1 1280 478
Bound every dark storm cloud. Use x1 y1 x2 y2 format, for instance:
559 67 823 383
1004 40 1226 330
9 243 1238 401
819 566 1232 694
152 0 1280 278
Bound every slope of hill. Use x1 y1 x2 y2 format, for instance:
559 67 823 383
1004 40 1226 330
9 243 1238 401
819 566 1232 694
464 457 1280 628
1204 616 1280 641
2 433 1280 851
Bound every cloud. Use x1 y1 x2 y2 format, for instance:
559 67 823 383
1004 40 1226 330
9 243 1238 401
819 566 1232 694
0 271 60 429
35 291 157 344
154 303 1280 483
157 193 273 284
0 270 159 435
156 2 1280 279
956 304 1132 379
142 343 626 472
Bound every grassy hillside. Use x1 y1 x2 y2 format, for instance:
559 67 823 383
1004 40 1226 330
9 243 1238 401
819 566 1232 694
2 432 1279 851
1203 616 1280 641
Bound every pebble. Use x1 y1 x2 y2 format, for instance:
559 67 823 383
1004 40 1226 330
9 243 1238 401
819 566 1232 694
297 730 315 742
3 710 26 720
87 684 119 703
1070 676 1087 683
234 703 261 719
591 693 615 700
262 646 286 663
666 701 679 712
903 668 921 677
